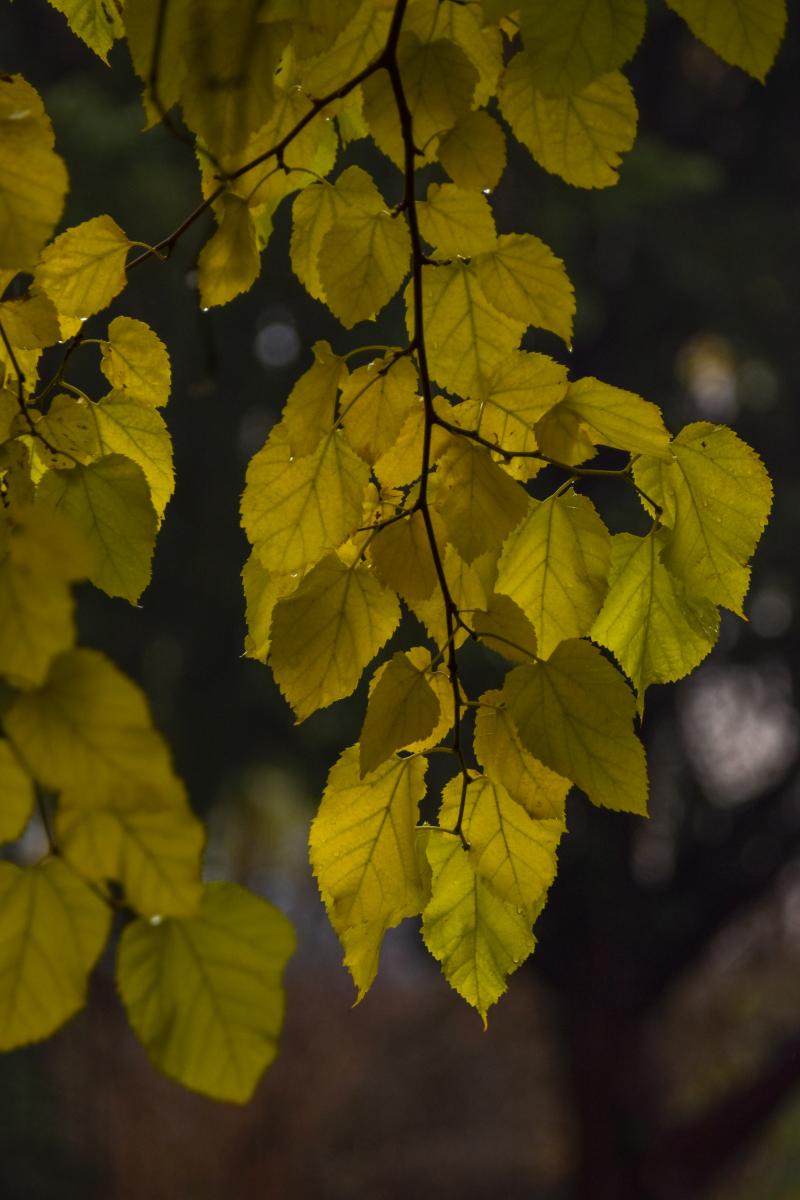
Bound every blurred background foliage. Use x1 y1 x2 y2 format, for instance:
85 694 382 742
2 3 800 1197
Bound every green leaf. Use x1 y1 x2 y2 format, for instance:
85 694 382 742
317 166 410 328
117 882 295 1103
496 492 611 659
634 422 772 615
99 316 171 408
310 745 428 933
418 183 497 257
0 505 89 687
474 690 570 819
241 423 370 574
421 822 535 1025
4 648 176 802
0 76 69 271
504 639 648 815
412 258 526 400
46 0 125 62
536 376 672 462
85 392 174 521
359 651 440 774
37 453 157 603
36 215 131 318
665 0 786 81
437 110 507 192
434 437 529 563
0 857 110 1050
445 773 564 920
500 55 638 189
269 554 400 721
56 777 204 918
591 531 720 707
198 194 260 308
0 739 35 843
519 0 646 95
474 234 575 345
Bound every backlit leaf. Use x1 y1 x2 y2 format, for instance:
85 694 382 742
241 553 298 663
86 392 174 520
36 215 131 318
472 593 538 663
368 509 439 603
434 437 528 563
269 554 400 720
0 290 60 349
418 183 497 257
0 857 109 1050
474 690 570 819
496 492 611 658
0 740 34 843
519 0 646 95
665 0 786 81
0 76 68 270
198 194 260 309
536 377 671 462
117 882 295 1103
505 639 648 815
591 530 720 706
99 316 171 408
437 110 507 192
474 234 575 345
456 350 568 463
282 341 346 457
359 651 440 774
339 353 419 464
37 453 157 602
46 0 125 63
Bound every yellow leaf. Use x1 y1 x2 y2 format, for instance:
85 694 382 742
290 180 344 303
36 215 131 318
413 259 526 400
0 857 110 1050
519 0 646 95
496 492 611 659
241 552 299 663
241 423 370 574
56 778 204 918
99 316 171 408
0 739 34 842
421 822 535 1024
474 233 575 345
418 182 497 256
437 110 506 191
474 689 570 819
0 290 60 349
359 651 441 774
409 543 496 648
537 376 671 463
372 401 427 489
500 55 638 189
0 76 68 271
434 437 529 563
37 453 157 602
300 1 392 96
197 194 260 309
0 505 89 687
446 773 563 920
317 166 410 328
339 919 387 1001
47 0 125 62
472 593 538 663
85 391 174 520
405 0 504 105
117 882 295 1103
310 745 428 931
33 394 100 469
368 508 439 603
665 0 786 81
399 645 455 752
505 639 648 815
282 341 346 457
124 0 192 124
592 531 720 707
269 554 400 721
457 350 568 462
339 352 418 464
634 422 772 615
4 647 175 801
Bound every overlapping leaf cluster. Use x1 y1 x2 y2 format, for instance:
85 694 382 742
0 0 781 1093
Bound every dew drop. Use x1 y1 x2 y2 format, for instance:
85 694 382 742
482 188 492 195
79 316 89 323
149 914 163 926
201 306 210 313
288 455 294 463
290 571 299 578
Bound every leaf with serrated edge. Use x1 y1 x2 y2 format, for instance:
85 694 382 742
418 183 497 257
435 437 528 563
282 342 346 457
87 392 174 520
241 552 299 663
0 740 34 843
100 317 171 408
37 454 157 603
665 0 786 82
592 531 720 708
198 194 260 308
472 593 538 663
269 554 400 721
634 422 772 616
47 0 125 62
437 110 507 191
36 215 131 318
519 0 646 96
474 233 575 346
421 824 535 1025
241 423 370 575
505 639 648 815
339 353 418 464
474 690 570 819
117 882 295 1103
359 651 440 775
496 492 611 659
368 509 439 603
0 858 110 1051
459 351 568 462
538 377 671 462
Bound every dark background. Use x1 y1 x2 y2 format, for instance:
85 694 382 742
2 3 800 1197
